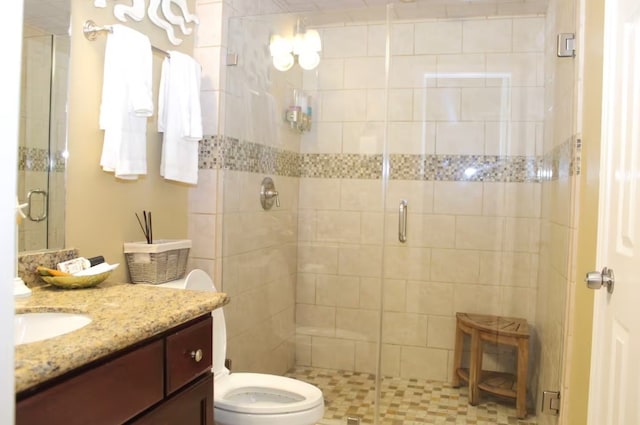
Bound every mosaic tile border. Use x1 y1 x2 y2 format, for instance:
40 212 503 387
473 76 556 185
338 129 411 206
18 147 66 172
539 137 580 181
197 136 579 183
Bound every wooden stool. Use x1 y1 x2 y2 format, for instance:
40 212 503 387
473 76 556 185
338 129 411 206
452 312 530 419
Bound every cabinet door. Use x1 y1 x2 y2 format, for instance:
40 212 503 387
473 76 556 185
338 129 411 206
17 340 164 425
131 373 214 425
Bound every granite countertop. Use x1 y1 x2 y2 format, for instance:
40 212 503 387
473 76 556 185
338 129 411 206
14 282 229 394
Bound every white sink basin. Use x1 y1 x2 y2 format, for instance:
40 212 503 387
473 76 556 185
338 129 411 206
14 312 91 345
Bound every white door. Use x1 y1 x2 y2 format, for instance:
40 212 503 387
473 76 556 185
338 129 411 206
587 0 640 423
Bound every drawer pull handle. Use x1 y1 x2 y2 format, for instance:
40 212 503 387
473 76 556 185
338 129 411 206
190 349 203 362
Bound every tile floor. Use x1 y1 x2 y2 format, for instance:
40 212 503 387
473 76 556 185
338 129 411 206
286 367 538 425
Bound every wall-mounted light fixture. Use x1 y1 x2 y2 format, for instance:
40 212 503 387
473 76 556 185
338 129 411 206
269 27 322 71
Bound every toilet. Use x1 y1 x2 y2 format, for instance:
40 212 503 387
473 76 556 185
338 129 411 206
158 269 325 425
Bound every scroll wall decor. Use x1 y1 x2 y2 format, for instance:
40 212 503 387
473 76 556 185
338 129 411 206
93 0 199 45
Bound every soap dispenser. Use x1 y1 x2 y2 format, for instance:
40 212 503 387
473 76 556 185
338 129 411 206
14 198 31 298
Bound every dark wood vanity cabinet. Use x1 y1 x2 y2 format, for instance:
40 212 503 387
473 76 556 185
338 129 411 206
16 315 213 425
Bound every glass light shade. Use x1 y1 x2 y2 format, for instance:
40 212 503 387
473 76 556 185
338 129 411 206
269 35 293 57
303 29 322 52
298 51 320 70
272 53 294 71
292 33 306 55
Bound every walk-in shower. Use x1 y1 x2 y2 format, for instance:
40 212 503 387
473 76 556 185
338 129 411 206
218 1 578 424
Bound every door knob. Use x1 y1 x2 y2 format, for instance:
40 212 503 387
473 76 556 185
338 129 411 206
585 267 615 294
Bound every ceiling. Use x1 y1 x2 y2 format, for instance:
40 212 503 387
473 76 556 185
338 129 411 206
234 0 548 23
22 0 547 36
24 0 70 35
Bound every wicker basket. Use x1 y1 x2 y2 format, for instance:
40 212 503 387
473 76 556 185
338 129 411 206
123 240 191 284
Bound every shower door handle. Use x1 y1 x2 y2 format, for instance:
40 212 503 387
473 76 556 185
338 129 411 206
399 200 408 243
26 189 48 222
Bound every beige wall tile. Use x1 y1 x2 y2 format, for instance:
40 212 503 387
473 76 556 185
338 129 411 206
338 245 383 277
361 212 384 244
512 17 545 52
360 277 382 310
342 121 385 154
388 121 437 155
295 334 312 366
461 87 508 121
483 182 541 218
501 286 536 323
436 122 485 155
297 209 317 242
381 344 402 377
415 21 462 54
355 341 378 374
321 90 367 122
316 274 360 308
301 122 343 154
383 246 431 280
297 273 316 304
431 249 480 283
413 88 461 121
311 337 355 370
504 217 541 252
344 57 386 89
336 308 380 342
317 210 361 243
478 251 502 285
386 181 434 213
383 279 407 312
427 316 456 350
298 244 339 274
406 281 454 316
462 19 512 53
322 26 368 58
296 304 336 337
455 216 504 251
340 179 385 211
453 283 501 315
436 54 486 88
485 121 539 156
390 55 437 88
434 182 483 215
382 312 428 346
501 252 534 287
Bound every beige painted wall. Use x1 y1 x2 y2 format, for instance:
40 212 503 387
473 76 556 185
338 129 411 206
66 0 195 282
563 0 603 421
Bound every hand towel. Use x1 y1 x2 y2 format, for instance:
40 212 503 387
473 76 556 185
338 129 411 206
99 24 153 180
158 51 202 184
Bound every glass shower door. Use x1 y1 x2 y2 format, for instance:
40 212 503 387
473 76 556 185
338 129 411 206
377 3 549 423
18 32 69 252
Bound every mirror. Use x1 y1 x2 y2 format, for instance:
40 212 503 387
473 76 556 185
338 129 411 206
19 0 70 252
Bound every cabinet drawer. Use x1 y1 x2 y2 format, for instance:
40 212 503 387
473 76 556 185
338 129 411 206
16 340 164 425
166 316 212 395
132 373 214 425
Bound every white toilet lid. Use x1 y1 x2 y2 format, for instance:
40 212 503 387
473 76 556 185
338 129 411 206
215 373 324 415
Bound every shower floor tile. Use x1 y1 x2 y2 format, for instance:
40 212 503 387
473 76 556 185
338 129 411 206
286 367 538 425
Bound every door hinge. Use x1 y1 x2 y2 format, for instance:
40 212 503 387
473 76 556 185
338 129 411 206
542 390 561 415
557 33 576 57
226 52 238 66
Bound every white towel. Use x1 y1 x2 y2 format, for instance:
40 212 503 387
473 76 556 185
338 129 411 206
99 25 153 180
158 51 202 184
